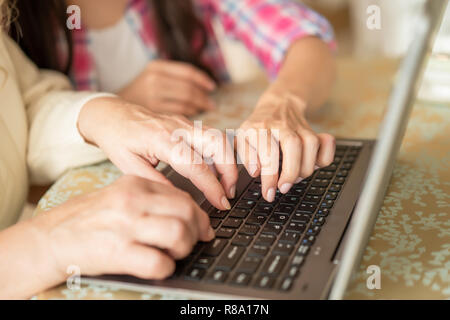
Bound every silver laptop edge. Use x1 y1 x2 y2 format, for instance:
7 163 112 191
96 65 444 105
328 0 448 300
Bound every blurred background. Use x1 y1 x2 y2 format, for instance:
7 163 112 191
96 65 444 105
217 0 450 102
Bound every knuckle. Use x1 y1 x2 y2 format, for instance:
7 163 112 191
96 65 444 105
302 132 319 147
183 203 196 222
146 73 159 86
286 131 301 146
170 219 189 243
301 167 314 178
111 187 135 209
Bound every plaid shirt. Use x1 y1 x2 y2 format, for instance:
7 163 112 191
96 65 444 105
65 0 336 91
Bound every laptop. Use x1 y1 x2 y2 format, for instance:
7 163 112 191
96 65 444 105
85 0 447 299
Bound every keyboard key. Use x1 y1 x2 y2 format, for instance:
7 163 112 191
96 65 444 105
307 187 326 196
268 213 289 225
229 208 250 219
320 200 334 209
280 195 300 205
191 243 203 254
232 234 252 246
336 145 348 151
334 150 346 157
231 273 252 286
307 225 321 236
239 224 259 236
279 232 301 244
210 218 221 229
255 276 275 289
255 234 276 246
316 208 330 216
303 195 322 204
279 277 294 291
193 256 214 269
210 210 228 219
288 266 300 278
296 203 316 213
237 256 261 273
333 177 346 185
216 227 235 238
322 164 338 172
207 269 228 283
216 246 245 271
329 184 342 192
222 218 243 229
248 182 261 191
316 171 334 179
333 156 342 164
273 242 294 256
301 235 316 246
297 245 310 256
325 192 338 200
275 204 295 215
312 216 326 226
243 190 261 200
286 222 306 234
290 213 310 224
248 245 269 257
261 255 287 277
312 179 330 188
254 204 273 216
184 267 205 281
291 255 305 266
337 170 349 177
236 199 257 209
246 214 267 226
262 224 283 235
203 239 228 257
174 259 190 276
341 163 352 170
287 186 306 196
344 156 356 163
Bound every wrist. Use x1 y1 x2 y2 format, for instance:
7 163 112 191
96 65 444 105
77 97 123 147
26 216 68 287
258 84 308 114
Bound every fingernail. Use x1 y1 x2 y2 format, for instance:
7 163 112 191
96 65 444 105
294 177 303 184
207 227 215 240
279 183 293 194
229 185 236 199
314 165 320 170
266 188 276 202
249 164 258 177
221 196 231 210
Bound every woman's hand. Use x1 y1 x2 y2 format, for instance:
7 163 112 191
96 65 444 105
237 90 335 202
118 60 217 116
0 175 215 299
78 97 238 210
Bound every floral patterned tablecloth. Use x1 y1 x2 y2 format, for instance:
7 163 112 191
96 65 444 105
35 58 450 300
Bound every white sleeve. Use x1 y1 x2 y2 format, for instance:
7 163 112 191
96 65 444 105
4 35 112 185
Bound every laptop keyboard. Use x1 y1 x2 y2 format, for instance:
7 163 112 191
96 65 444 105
172 145 361 291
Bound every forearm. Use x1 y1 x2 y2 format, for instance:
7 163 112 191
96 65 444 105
267 37 336 113
0 219 65 299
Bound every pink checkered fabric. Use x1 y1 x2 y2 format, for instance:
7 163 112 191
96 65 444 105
64 0 336 90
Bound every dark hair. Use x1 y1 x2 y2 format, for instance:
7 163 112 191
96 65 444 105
9 0 215 80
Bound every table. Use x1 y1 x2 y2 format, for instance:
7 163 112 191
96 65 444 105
34 58 450 300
